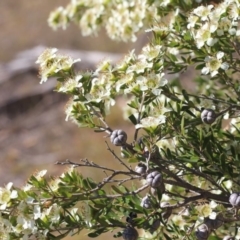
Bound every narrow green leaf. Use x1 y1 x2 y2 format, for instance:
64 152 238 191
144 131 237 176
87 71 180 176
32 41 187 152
88 228 106 238
181 116 185 135
182 89 189 102
111 185 124 194
128 114 137 125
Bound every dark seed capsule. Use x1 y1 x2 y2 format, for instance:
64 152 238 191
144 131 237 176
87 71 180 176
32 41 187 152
201 109 216 124
195 224 210 240
149 219 160 234
110 129 127 146
122 226 138 240
141 195 152 209
229 192 240 207
160 202 172 220
135 162 147 174
129 212 137 219
146 171 162 188
204 217 222 230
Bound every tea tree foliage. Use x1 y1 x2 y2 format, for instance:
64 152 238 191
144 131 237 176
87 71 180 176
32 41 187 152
2 0 240 239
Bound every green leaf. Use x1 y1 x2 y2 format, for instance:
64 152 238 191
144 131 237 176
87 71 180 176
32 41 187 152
111 185 124 195
88 228 106 238
182 89 189 102
128 114 137 125
181 115 185 135
195 63 205 70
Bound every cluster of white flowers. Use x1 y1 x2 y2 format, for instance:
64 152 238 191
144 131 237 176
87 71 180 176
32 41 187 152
188 1 240 49
35 42 169 125
0 169 82 239
36 48 80 84
48 0 164 41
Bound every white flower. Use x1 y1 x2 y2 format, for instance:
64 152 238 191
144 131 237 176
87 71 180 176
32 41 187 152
136 73 167 95
229 28 237 35
34 205 42 220
209 2 228 22
193 5 214 21
229 2 240 20
187 15 199 29
223 179 233 190
210 200 218 209
80 6 104 36
36 48 58 67
58 75 83 93
0 183 18 210
85 76 115 109
136 116 166 130
195 204 212 217
69 208 80 221
171 215 185 230
17 215 36 232
126 60 153 74
95 60 112 73
45 203 62 223
202 52 229 77
194 22 218 48
22 183 33 192
218 17 232 31
34 170 47 181
48 178 62 192
36 48 80 84
209 211 217 220
48 7 68 30
56 56 81 72
139 44 162 61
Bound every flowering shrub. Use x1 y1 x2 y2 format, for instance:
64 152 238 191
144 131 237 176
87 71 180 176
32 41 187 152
2 0 240 239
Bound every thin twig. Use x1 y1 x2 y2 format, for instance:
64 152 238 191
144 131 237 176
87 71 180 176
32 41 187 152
180 93 240 110
55 159 115 172
105 141 132 171
88 104 112 134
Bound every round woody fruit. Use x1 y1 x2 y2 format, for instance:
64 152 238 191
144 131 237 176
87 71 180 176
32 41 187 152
195 224 210 240
149 219 160 234
122 226 138 240
150 181 165 195
160 202 172 220
141 195 152 209
204 217 223 230
135 162 147 174
146 171 162 188
201 109 216 124
110 129 127 146
229 192 240 207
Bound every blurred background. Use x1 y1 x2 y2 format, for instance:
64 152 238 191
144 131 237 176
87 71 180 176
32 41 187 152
0 1 146 239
